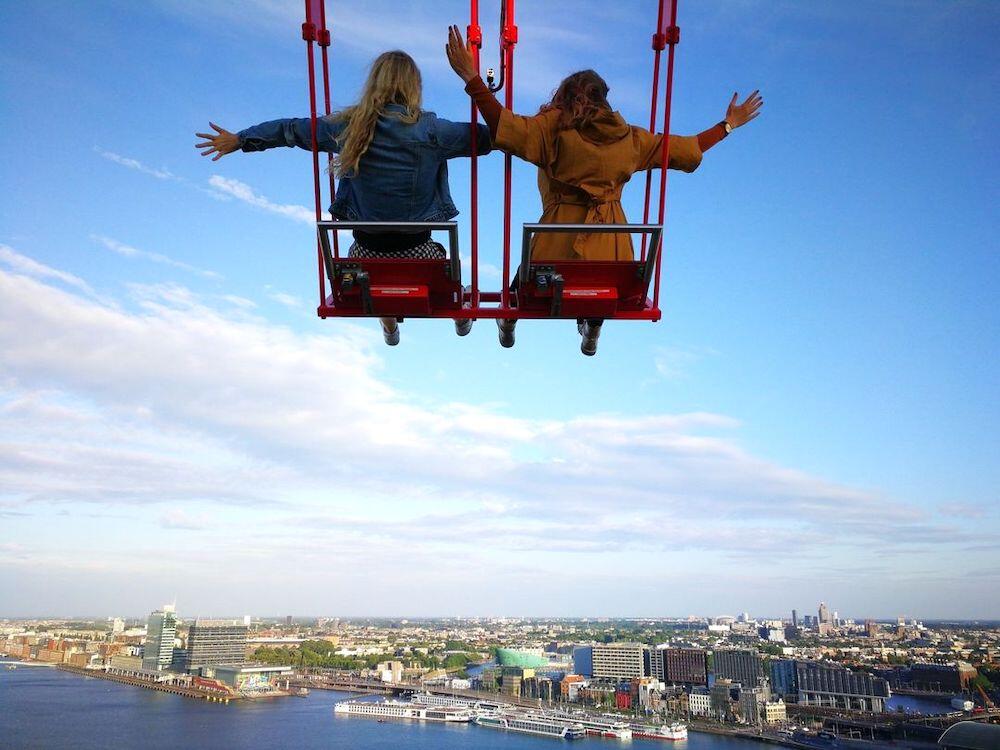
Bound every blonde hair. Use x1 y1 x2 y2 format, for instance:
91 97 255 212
330 51 422 177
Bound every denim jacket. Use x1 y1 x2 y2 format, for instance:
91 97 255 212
238 105 492 222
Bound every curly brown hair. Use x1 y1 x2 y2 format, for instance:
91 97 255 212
539 70 612 131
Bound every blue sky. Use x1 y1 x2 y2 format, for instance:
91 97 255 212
1 0 997 620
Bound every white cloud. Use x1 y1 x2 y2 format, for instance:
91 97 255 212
159 509 212 530
266 290 305 309
207 175 316 224
653 345 716 380
90 234 223 280
0 244 99 299
0 252 993 615
95 148 175 180
460 254 501 281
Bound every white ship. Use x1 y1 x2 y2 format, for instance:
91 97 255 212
629 720 688 740
409 691 510 711
334 699 472 723
539 711 632 739
474 710 586 739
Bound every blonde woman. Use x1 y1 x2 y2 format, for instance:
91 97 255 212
196 50 491 345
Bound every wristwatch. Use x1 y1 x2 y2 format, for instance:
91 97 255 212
720 120 733 135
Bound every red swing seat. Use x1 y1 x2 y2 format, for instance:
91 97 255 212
317 221 462 318
513 223 663 320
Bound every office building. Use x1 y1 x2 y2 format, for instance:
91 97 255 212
795 660 891 712
142 605 177 671
592 643 648 680
663 647 707 685
714 649 764 687
771 658 798 698
689 688 712 717
818 602 831 625
791 609 798 628
183 620 248 673
909 663 977 693
650 645 664 681
759 627 786 642
711 679 737 720
572 646 594 678
762 700 787 724
739 684 771 725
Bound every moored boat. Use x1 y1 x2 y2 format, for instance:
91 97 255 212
334 699 473 723
474 710 586 739
629 721 688 740
540 711 632 739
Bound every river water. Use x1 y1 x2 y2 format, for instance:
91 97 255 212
0 663 954 749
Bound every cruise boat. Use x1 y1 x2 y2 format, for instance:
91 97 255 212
409 691 510 711
334 699 473 723
629 721 688 740
540 711 632 739
475 711 586 740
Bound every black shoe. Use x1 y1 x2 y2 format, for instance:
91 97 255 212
382 321 400 346
497 319 516 348
580 321 601 356
455 318 473 337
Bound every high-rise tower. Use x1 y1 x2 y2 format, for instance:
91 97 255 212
142 604 177 671
818 602 830 624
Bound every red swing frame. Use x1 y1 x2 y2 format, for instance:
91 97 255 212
301 0 681 322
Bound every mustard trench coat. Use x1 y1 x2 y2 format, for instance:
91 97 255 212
494 107 703 261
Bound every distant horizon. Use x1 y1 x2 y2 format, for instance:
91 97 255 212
3 611 998 624
2 1 997 616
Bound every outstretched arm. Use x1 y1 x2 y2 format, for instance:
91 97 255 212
635 90 763 172
195 118 342 159
697 90 763 152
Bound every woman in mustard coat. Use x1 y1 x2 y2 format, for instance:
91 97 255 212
446 25 762 354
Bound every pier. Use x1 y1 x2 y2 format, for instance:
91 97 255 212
56 665 238 703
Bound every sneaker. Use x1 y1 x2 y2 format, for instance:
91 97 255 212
454 318 473 337
381 319 400 347
497 319 516 348
580 321 601 356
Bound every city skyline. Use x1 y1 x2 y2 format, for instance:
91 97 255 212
2 0 998 618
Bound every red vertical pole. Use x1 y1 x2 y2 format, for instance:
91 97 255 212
500 0 517 310
317 2 339 258
652 0 679 312
303 12 327 306
468 2 482 309
640 0 668 263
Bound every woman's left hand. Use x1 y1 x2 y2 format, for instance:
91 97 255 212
446 25 478 83
195 122 240 161
725 90 763 129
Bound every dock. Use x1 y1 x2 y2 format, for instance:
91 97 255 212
56 665 237 702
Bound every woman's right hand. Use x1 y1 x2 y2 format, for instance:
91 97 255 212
446 25 478 83
195 122 241 161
